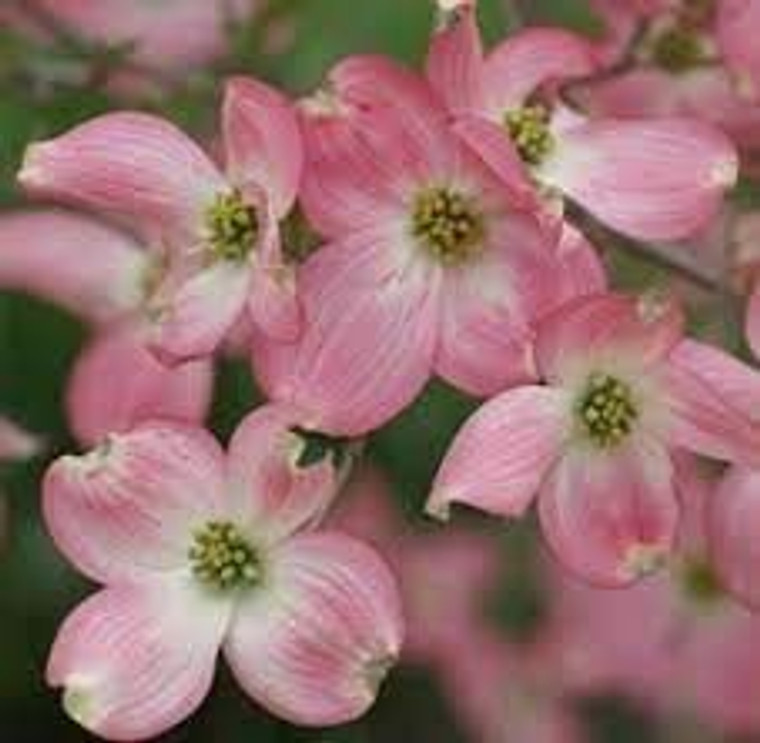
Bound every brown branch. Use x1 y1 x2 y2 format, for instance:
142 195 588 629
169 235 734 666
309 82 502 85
576 207 733 295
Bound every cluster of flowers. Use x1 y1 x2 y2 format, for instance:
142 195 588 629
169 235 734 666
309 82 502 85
2 0 760 739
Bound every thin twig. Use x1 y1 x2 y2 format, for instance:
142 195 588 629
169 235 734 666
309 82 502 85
578 208 731 294
619 236 728 293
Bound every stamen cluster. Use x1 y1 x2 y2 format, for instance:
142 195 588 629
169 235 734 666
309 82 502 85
412 186 483 265
504 104 554 166
189 520 261 590
205 189 259 262
649 0 715 73
651 26 707 72
577 373 638 448
681 558 724 606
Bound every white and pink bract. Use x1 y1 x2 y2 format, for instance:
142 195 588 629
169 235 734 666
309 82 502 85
43 406 402 740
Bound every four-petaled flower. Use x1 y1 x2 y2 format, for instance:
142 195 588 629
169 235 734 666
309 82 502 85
428 292 760 585
249 54 604 435
43 406 403 741
20 76 304 363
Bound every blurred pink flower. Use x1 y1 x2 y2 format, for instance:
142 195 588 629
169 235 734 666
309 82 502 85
441 629 587 743
676 339 760 611
43 405 402 740
20 76 303 363
428 292 760 585
0 210 212 445
429 1 737 241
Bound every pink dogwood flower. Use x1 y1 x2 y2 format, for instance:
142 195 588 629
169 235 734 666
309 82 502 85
428 0 738 241
42 405 403 741
0 210 212 445
715 0 760 97
249 55 604 435
428 292 760 586
441 629 588 743
19 75 303 363
577 0 760 173
591 0 760 99
710 466 760 608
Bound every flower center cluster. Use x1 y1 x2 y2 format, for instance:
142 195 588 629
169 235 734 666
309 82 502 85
504 104 555 166
205 189 259 262
189 521 261 590
650 0 714 73
577 373 638 448
412 186 484 265
681 558 723 606
651 25 707 72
